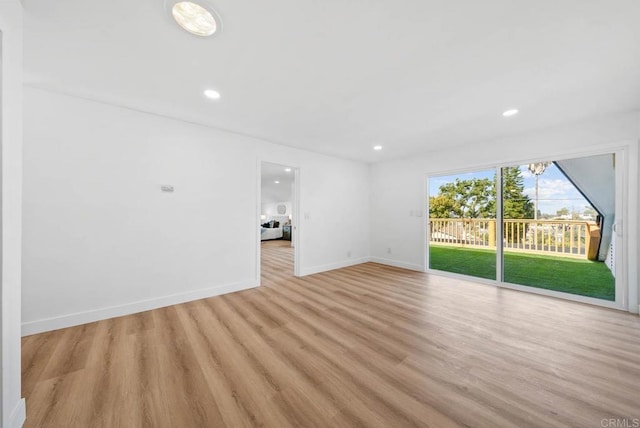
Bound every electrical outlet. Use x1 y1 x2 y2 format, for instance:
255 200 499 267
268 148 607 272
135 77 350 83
347 250 352 258
387 247 392 254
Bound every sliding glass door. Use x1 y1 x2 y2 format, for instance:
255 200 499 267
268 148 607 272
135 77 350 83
427 152 621 305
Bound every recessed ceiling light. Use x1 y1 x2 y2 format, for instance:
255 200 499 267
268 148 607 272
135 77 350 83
284 168 292 172
373 145 383 151
274 181 280 184
502 109 519 117
171 1 219 37
204 89 221 100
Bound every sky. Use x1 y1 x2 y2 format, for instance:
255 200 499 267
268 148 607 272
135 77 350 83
428 163 593 216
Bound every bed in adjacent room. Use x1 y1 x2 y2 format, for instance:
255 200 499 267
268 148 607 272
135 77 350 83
261 225 283 240
260 216 289 241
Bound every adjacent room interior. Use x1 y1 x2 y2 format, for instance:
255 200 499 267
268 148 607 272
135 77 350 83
0 1 639 427
260 161 296 280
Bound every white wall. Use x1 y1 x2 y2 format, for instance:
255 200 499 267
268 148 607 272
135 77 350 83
636 124 640 313
0 0 26 426
370 112 640 313
261 202 292 219
22 87 371 334
556 155 615 261
261 182 293 204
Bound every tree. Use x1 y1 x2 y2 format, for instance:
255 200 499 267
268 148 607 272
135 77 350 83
501 167 534 219
483 168 533 219
429 178 493 218
429 167 532 219
429 194 458 218
556 207 570 217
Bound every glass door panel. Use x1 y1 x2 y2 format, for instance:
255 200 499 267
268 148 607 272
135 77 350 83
501 155 616 301
428 169 497 280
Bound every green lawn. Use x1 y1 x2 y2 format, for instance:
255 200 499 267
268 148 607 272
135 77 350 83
429 246 615 301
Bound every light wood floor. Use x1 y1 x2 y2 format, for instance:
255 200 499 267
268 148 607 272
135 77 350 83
22 239 640 427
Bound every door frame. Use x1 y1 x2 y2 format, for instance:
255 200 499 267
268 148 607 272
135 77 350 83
255 160 301 284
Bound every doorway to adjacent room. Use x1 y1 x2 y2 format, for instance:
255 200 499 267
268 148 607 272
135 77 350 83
258 161 299 283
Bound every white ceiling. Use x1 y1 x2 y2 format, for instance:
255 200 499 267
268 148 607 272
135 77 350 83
261 162 293 204
23 0 640 163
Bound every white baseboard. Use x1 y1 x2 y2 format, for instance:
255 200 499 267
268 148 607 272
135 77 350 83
300 257 370 276
8 398 25 428
22 280 258 336
369 257 425 272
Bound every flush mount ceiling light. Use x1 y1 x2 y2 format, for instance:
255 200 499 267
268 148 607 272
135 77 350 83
274 181 280 184
284 168 292 172
168 1 222 37
502 109 519 117
204 89 221 99
373 145 383 151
